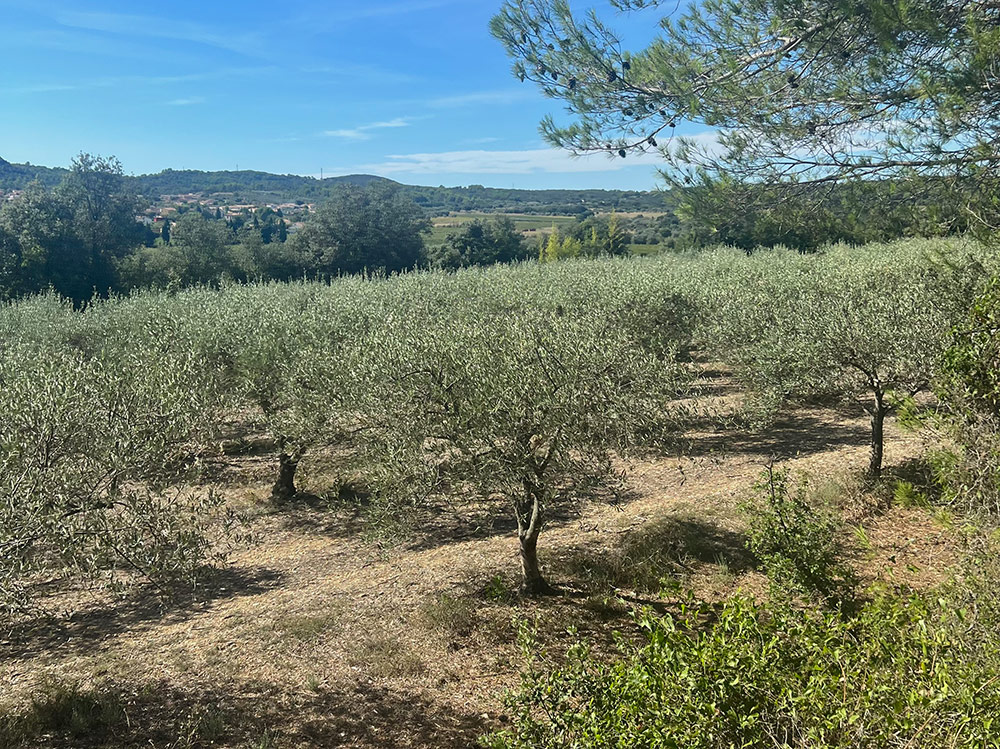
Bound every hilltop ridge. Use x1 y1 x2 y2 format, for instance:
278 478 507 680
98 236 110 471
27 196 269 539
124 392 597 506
0 158 669 215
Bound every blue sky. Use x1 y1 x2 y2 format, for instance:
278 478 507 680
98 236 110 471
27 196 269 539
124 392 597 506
0 0 690 190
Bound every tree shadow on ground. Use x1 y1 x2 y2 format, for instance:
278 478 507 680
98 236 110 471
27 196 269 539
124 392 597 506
682 410 871 461
403 479 643 553
277 473 642 555
294 683 487 748
0 676 488 749
2 566 284 661
481 514 757 655
553 513 754 598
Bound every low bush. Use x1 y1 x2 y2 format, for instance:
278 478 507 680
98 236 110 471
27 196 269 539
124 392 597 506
743 466 858 608
484 587 1000 748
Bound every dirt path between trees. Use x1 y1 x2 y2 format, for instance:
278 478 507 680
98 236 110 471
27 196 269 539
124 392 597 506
0 403 955 748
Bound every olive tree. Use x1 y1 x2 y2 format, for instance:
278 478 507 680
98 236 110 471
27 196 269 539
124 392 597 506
350 270 690 593
0 306 223 617
695 241 988 478
176 279 384 503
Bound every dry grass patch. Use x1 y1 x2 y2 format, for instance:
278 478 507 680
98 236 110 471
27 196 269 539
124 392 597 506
0 393 959 748
559 511 753 597
349 635 428 680
417 593 478 642
271 609 342 643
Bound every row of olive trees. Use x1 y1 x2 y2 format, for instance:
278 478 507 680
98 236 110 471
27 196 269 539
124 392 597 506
679 239 994 479
2 238 988 617
341 265 692 592
0 294 227 615
0 257 696 614
193 262 694 593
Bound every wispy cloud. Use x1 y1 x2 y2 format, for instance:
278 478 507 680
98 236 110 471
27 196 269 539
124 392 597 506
288 0 458 30
8 28 183 62
326 147 664 176
428 89 537 108
1 67 271 97
166 97 206 107
323 117 415 140
54 11 263 56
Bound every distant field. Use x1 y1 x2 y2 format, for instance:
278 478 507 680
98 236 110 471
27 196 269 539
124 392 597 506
428 212 580 245
427 212 667 254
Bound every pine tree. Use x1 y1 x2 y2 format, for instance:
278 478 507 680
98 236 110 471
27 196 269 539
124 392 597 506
492 0 1000 230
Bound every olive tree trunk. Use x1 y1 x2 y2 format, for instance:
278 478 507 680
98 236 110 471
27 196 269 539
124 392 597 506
868 390 889 480
271 447 303 501
515 479 553 595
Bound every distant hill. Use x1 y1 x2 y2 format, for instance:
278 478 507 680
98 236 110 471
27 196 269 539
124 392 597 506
0 158 670 215
131 169 392 202
0 159 66 190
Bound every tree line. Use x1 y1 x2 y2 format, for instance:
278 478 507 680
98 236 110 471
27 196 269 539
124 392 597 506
2 152 981 305
0 154 545 303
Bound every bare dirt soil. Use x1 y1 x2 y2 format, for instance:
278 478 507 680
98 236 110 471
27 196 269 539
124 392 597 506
0 397 955 748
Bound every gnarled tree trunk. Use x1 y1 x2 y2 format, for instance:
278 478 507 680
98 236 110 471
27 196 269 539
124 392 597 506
514 480 552 596
515 479 553 595
868 390 889 480
519 529 548 594
271 446 303 502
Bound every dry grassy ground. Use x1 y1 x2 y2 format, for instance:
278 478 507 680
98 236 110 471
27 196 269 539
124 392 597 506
0 386 957 748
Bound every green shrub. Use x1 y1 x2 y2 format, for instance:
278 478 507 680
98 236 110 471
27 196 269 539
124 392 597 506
894 480 931 509
743 466 857 608
934 276 1000 515
485 590 1000 748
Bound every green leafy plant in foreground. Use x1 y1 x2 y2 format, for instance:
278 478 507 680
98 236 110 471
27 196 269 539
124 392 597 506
743 465 858 609
484 589 1000 749
933 276 1000 516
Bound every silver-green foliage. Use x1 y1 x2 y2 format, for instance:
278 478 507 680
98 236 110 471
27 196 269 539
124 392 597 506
1 238 984 611
326 260 695 591
0 296 225 615
0 256 698 609
688 239 993 476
